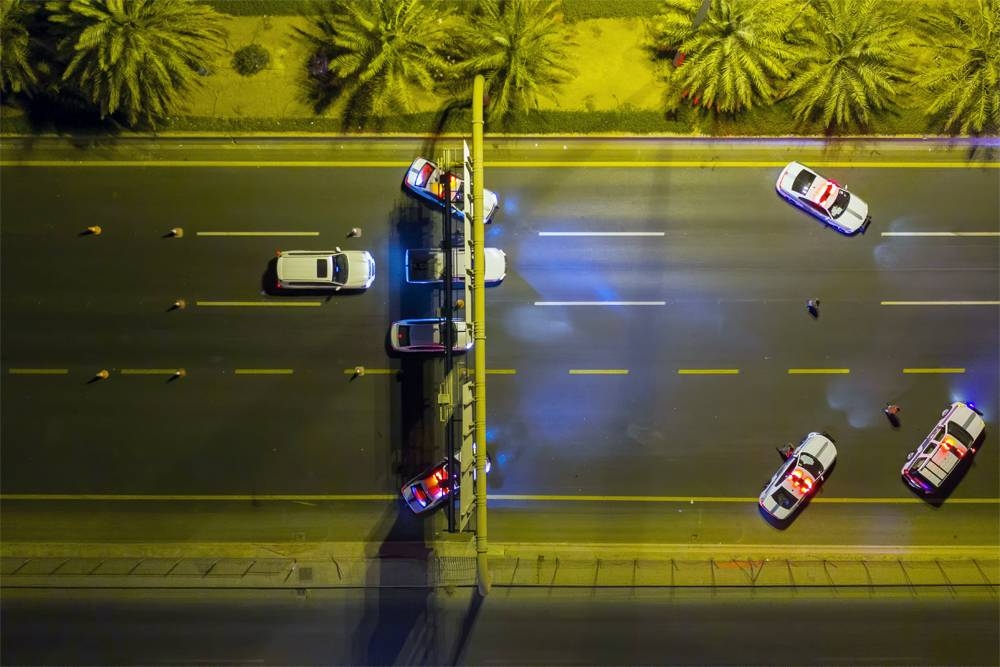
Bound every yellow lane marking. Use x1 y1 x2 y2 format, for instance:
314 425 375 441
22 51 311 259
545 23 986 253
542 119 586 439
486 369 517 375
677 369 740 375
487 495 1000 504
882 232 1000 237
882 301 1000 306
196 301 322 307
5 160 996 169
568 369 629 375
234 369 294 375
341 368 397 375
0 494 396 501
7 368 69 375
2 493 997 504
788 368 851 375
196 231 320 236
489 161 1000 169
903 368 966 374
0 161 408 168
120 369 181 375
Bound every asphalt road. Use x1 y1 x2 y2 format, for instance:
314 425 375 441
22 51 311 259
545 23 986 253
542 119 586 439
2 587 997 666
1 137 998 543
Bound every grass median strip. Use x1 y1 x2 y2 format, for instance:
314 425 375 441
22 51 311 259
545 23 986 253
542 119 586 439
196 301 322 307
903 368 966 374
788 368 851 375
7 368 69 375
677 369 740 375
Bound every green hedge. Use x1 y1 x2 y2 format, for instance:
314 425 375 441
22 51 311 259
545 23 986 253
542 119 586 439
562 0 665 21
0 103 942 136
199 0 674 20
196 0 316 16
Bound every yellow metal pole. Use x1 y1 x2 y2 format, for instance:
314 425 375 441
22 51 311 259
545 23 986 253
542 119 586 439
472 74 491 596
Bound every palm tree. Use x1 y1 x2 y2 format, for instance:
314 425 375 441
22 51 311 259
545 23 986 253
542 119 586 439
456 0 576 122
1 0 39 96
917 0 1000 135
782 0 909 131
45 0 227 127
298 0 462 118
647 0 803 114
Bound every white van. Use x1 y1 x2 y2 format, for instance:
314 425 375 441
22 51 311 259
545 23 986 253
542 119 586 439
901 402 986 494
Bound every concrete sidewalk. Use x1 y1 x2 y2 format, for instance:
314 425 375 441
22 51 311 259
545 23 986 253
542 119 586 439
3 540 997 589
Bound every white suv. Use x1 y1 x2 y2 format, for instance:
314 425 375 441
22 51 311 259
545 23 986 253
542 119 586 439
902 402 986 495
275 248 375 290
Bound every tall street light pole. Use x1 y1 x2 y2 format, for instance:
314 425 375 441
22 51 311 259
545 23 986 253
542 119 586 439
472 74 491 596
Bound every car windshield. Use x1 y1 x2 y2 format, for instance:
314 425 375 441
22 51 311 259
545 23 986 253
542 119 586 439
827 189 852 218
797 453 824 477
333 254 347 283
791 170 816 196
946 421 975 447
771 487 799 509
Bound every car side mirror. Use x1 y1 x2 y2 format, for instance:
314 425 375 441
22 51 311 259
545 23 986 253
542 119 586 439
335 246 342 252
335 286 342 292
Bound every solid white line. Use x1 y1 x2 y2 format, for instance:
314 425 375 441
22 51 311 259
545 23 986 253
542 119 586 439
881 301 1000 306
538 232 665 237
534 301 666 306
881 232 1000 237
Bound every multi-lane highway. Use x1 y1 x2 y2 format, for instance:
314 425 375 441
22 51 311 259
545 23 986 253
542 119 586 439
1 137 998 548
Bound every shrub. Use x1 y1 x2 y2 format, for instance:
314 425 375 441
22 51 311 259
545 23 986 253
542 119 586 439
232 44 270 76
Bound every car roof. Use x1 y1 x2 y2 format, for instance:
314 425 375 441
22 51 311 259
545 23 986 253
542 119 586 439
278 253 333 281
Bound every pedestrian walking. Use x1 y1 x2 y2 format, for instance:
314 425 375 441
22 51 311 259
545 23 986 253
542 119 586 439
884 403 901 428
806 299 820 318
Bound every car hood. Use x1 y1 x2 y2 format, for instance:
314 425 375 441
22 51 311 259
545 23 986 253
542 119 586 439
341 250 375 289
483 247 507 284
837 193 869 233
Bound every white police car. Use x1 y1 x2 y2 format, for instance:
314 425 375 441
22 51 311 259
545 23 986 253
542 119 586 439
902 402 986 495
403 157 498 223
776 161 871 235
759 432 837 521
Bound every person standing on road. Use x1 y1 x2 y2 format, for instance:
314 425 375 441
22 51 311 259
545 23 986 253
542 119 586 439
884 403 901 427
